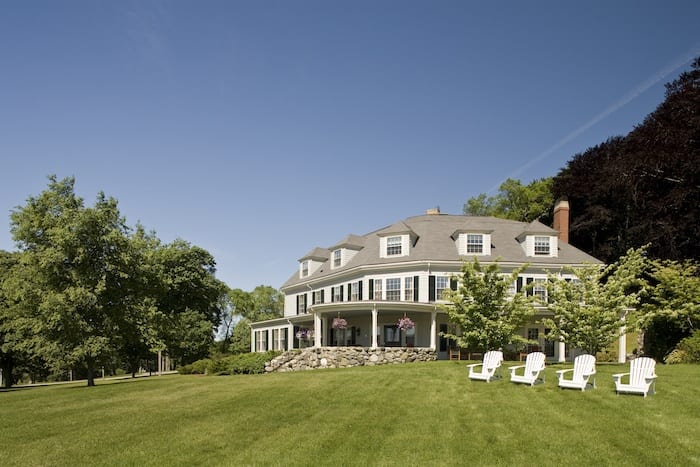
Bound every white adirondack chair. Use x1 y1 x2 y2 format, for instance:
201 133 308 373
613 357 657 397
509 351 546 386
556 354 596 391
466 350 504 383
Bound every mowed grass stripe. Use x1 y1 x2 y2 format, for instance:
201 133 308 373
1 362 698 466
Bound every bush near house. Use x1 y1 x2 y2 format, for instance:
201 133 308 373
665 331 700 364
178 351 281 375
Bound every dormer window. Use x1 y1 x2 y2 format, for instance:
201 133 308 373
301 260 309 277
333 250 342 267
466 234 484 254
534 236 551 256
386 236 402 256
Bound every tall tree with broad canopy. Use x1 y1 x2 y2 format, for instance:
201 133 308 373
552 57 700 264
0 250 21 388
149 239 228 364
440 259 536 352
542 247 647 355
9 176 132 386
463 177 554 223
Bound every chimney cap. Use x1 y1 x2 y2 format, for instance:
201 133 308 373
426 207 441 215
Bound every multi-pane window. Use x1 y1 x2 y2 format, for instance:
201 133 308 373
350 281 361 301
533 279 547 302
386 278 401 301
386 236 402 256
534 236 550 255
272 329 286 351
404 277 414 301
435 276 449 300
333 249 342 267
255 331 267 352
301 260 309 277
373 279 383 300
466 234 483 254
314 290 323 304
333 287 343 303
297 294 306 314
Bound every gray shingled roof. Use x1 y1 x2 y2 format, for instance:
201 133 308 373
282 213 601 289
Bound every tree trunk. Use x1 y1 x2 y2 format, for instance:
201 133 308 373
1 358 14 389
86 360 95 387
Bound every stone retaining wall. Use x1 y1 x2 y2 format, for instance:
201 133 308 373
265 347 437 372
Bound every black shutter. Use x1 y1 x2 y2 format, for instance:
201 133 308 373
311 291 316 305
347 283 352 301
413 276 419 301
296 295 300 314
450 278 458 291
340 285 344 302
517 277 523 293
526 277 534 296
321 289 325 303
359 281 363 300
429 275 436 302
369 280 374 300
331 287 335 303
303 293 308 313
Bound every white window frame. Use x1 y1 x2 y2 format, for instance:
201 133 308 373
435 276 449 300
313 290 323 304
373 279 383 300
350 281 361 301
386 278 401 301
534 236 551 256
466 234 483 254
301 260 309 277
404 276 414 301
255 330 267 352
386 236 402 256
333 249 342 268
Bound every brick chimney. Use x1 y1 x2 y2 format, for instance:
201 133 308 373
553 198 570 243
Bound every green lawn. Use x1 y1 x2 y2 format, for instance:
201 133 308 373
1 361 699 466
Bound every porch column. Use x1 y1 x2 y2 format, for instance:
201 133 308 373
430 311 437 350
371 305 378 349
287 323 294 351
558 340 566 362
618 325 627 363
314 312 322 348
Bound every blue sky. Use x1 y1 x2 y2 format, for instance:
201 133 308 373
1 1 699 291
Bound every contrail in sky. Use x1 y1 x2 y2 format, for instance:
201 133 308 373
489 45 700 193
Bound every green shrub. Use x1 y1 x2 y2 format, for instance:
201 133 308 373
178 352 282 375
228 351 281 375
667 331 700 363
596 349 618 362
665 349 691 364
178 358 212 375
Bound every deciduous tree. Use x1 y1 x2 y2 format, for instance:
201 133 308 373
542 247 647 355
440 259 536 352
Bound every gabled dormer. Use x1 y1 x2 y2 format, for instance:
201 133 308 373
298 248 329 278
517 220 558 258
329 234 365 270
451 229 493 256
376 221 418 258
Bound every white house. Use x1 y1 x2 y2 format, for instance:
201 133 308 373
251 201 621 361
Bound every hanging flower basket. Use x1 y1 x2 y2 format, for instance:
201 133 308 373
397 316 415 331
296 328 313 340
332 317 347 329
